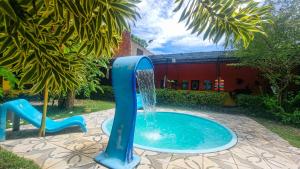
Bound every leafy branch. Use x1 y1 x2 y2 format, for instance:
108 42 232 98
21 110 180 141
174 0 272 47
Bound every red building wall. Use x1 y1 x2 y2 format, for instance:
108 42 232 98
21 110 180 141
154 63 262 92
115 31 131 57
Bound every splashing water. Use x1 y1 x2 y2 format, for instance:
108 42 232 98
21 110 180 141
136 69 157 128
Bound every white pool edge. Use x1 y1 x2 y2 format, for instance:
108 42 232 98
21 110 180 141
101 112 238 154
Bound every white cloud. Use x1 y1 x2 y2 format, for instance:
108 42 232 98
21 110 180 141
131 0 268 54
131 0 220 54
171 36 214 47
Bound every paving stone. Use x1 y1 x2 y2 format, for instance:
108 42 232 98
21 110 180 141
1 107 299 169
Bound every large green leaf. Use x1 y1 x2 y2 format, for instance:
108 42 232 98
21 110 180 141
174 0 272 47
0 0 139 95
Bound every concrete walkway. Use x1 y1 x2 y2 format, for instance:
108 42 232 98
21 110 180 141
1 108 299 169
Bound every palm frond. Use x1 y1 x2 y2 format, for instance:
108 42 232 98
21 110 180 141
0 0 139 94
174 0 272 47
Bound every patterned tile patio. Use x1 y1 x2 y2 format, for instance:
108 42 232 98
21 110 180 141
1 107 299 169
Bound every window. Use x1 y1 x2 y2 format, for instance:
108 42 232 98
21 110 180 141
204 80 212 90
191 80 199 90
182 80 189 90
137 48 143 55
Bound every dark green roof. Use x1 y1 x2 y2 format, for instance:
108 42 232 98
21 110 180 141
148 51 236 64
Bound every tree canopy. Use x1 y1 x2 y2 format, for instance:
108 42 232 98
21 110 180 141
0 0 139 94
174 0 272 47
235 0 300 105
0 0 139 136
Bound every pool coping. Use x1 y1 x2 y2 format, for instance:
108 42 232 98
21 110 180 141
101 111 238 154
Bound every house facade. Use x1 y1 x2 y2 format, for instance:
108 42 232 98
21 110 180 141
113 32 264 94
115 31 153 57
0 31 264 95
148 51 264 94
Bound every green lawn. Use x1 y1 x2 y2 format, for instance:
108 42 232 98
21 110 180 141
35 99 115 119
6 99 115 127
253 117 300 148
0 146 40 169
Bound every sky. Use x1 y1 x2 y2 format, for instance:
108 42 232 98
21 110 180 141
130 0 226 54
131 0 264 54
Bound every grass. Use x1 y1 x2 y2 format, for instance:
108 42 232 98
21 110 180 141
253 117 300 148
6 99 115 127
35 99 115 119
0 146 41 169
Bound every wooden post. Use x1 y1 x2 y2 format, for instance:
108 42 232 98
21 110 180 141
39 80 49 137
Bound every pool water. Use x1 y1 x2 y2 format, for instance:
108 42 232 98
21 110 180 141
102 112 237 153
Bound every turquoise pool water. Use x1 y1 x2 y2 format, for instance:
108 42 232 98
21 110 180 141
102 112 237 153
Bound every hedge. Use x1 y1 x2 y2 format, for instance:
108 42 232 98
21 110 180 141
89 85 114 101
87 85 226 107
236 94 265 110
236 94 300 125
156 89 226 107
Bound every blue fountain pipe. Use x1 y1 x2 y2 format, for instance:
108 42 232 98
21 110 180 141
95 56 154 169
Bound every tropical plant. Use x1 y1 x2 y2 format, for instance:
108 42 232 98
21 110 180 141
57 43 108 109
58 55 108 108
0 67 18 98
235 0 300 106
76 57 108 99
0 0 139 136
174 0 272 47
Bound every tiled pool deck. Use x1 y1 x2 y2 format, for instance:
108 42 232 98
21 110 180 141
1 107 300 169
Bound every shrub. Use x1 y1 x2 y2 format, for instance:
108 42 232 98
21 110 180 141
291 110 300 124
156 89 226 107
89 85 115 101
236 94 300 125
236 94 265 109
285 91 300 112
263 97 285 115
86 86 226 107
235 94 273 117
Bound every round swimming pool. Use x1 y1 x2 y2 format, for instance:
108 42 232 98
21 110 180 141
102 112 237 153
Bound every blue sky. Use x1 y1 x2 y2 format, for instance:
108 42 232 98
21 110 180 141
131 0 226 54
131 0 264 54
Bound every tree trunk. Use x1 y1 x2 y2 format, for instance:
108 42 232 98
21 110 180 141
277 91 283 106
277 80 290 107
58 90 75 109
66 90 75 109
39 81 49 137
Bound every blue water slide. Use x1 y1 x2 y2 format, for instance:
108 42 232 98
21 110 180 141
0 99 87 141
95 56 153 169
